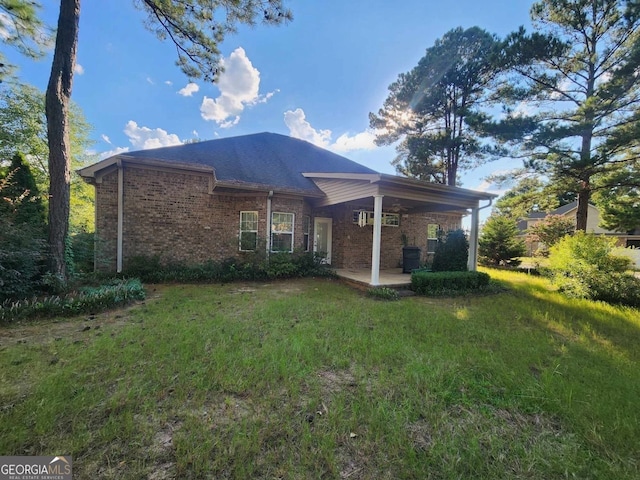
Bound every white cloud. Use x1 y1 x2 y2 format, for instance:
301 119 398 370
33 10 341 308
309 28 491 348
123 120 182 150
332 131 377 153
284 108 377 153
101 134 111 144
192 130 199 137
178 82 200 97
74 63 84 75
146 77 154 85
200 47 276 127
165 80 173 86
98 146 129 160
284 108 331 147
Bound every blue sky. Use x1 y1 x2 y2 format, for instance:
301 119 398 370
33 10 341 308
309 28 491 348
11 0 535 211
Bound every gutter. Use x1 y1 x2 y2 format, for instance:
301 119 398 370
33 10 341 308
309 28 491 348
266 190 274 256
116 159 124 273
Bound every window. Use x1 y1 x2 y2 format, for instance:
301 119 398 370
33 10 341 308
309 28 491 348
271 212 294 252
352 210 400 227
239 211 258 251
427 223 439 253
303 215 311 252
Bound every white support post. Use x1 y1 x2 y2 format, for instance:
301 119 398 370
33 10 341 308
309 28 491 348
467 205 480 271
370 194 383 286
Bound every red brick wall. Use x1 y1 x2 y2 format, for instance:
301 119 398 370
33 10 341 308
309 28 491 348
312 203 461 269
94 166 309 271
93 166 463 272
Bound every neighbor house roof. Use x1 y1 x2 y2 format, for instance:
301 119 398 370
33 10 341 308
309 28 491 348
80 132 376 195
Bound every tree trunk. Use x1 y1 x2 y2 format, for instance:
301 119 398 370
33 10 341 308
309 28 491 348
575 180 590 231
45 0 80 280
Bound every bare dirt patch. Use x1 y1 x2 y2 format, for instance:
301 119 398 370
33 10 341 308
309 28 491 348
0 286 167 348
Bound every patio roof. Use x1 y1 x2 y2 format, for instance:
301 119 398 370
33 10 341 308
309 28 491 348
302 172 497 211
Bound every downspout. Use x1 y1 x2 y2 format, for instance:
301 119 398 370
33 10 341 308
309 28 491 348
467 198 493 271
116 159 124 273
266 190 274 257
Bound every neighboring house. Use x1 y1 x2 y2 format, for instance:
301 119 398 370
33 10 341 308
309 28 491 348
79 132 496 285
518 201 640 255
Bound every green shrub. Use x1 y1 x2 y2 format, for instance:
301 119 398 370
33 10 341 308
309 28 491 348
547 232 640 307
411 271 491 295
0 278 146 323
123 251 335 284
366 287 400 301
478 215 526 267
431 229 469 272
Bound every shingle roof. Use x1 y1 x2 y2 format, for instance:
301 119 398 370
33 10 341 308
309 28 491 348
120 132 377 193
552 200 578 216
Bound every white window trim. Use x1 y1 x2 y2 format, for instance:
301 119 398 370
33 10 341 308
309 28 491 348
271 212 295 253
303 215 311 252
427 223 439 254
239 211 258 252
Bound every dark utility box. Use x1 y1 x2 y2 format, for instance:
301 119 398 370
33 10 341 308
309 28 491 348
402 246 421 273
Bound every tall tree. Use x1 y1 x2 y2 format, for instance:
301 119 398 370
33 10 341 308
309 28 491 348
0 83 95 231
0 0 49 79
592 162 640 232
369 27 505 186
45 0 292 280
493 0 640 231
493 176 576 219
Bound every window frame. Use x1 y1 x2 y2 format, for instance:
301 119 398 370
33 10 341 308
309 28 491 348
352 210 400 227
239 211 259 252
302 215 311 252
427 223 439 254
271 212 295 253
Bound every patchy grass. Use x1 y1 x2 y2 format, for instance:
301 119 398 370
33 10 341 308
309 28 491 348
0 274 639 479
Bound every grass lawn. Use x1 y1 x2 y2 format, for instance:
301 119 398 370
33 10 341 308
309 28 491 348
1 270 639 479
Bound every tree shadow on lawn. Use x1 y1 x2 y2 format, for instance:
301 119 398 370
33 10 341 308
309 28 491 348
482 272 640 470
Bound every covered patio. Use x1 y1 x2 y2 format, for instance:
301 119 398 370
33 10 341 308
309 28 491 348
336 268 412 288
306 172 497 286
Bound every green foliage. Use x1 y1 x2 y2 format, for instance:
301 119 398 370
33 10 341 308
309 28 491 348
70 231 95 273
0 83 96 231
123 251 335 283
0 278 145 322
493 176 575 220
366 286 400 301
527 214 575 256
0 0 49 79
593 165 640 233
411 270 490 295
136 0 292 82
494 0 640 230
548 231 640 307
479 215 526 267
0 168 47 302
431 229 469 272
370 27 505 186
0 153 46 228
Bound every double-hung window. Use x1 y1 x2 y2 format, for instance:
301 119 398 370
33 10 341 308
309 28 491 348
239 211 258 251
271 212 294 253
427 223 439 253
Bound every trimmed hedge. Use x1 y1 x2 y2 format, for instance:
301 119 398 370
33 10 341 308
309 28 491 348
411 270 491 295
0 278 146 323
123 251 335 284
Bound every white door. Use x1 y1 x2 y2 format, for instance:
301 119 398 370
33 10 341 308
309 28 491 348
313 217 332 264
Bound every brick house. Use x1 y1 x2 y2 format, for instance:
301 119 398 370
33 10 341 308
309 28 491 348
79 132 496 285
